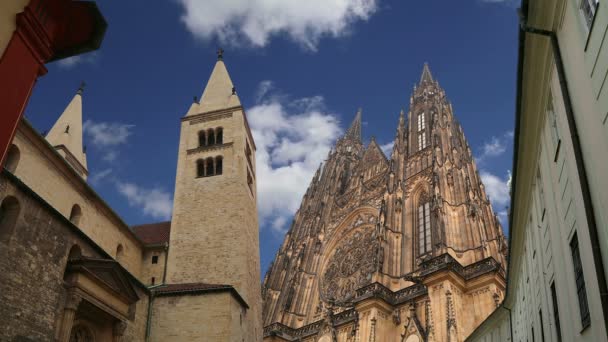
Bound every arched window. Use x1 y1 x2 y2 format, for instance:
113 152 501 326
5 145 20 173
215 156 223 175
216 128 223 144
417 113 427 151
417 194 431 256
197 159 205 177
207 129 216 145
0 196 20 241
205 157 214 176
198 131 206 147
69 204 82 226
116 244 124 261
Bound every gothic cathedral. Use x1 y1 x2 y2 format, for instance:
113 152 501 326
262 64 508 342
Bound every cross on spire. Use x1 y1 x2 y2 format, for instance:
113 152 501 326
77 81 86 95
217 47 224 60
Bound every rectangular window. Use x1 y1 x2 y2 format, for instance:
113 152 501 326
570 233 591 328
151 277 155 285
580 0 599 29
550 282 562 342
539 309 545 342
152 255 159 264
547 91 561 161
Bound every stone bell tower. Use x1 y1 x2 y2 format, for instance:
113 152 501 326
164 49 261 340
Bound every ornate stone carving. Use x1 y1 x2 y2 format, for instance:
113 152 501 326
321 228 376 303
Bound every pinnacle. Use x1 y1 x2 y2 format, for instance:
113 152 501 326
420 62 434 84
344 108 362 141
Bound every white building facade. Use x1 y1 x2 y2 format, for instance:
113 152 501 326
467 0 608 341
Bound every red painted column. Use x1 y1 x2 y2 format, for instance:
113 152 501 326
0 0 105 167
0 5 50 166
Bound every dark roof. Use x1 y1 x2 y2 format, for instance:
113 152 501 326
153 282 249 309
132 221 171 246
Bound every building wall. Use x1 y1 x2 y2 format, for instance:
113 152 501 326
166 106 261 340
149 292 245 342
141 247 167 286
9 122 144 277
0 173 148 341
0 0 28 58
468 1 608 341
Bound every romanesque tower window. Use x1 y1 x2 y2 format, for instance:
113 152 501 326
198 131 206 147
0 196 20 241
207 129 216 145
216 128 223 144
5 144 20 173
205 157 214 176
215 156 223 175
197 159 205 177
69 204 82 226
417 194 432 256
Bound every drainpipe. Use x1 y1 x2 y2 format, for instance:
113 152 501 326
519 11 608 336
145 284 163 341
162 242 169 284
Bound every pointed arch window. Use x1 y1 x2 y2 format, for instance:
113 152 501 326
417 112 427 151
418 194 432 255
215 156 223 175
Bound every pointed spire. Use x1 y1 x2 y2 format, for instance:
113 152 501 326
187 50 241 116
344 108 362 141
46 83 88 178
420 62 434 84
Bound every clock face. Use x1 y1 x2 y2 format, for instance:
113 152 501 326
321 227 376 302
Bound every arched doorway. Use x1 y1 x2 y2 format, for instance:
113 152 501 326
69 323 95 342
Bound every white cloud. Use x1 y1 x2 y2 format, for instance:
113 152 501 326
89 168 113 186
177 0 378 51
249 81 341 234
380 142 394 157
475 130 513 165
84 120 135 147
116 181 173 220
56 52 99 68
480 170 510 208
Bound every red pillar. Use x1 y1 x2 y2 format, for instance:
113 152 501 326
0 0 106 167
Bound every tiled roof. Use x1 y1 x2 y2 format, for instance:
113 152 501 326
132 221 171 246
153 282 249 308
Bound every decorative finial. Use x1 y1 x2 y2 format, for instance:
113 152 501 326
232 86 236 95
193 95 198 103
217 47 224 60
77 81 86 95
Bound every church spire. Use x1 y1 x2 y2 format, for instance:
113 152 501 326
46 82 88 178
187 49 241 116
344 108 362 141
420 62 434 84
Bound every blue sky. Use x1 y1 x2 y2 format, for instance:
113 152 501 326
25 0 518 276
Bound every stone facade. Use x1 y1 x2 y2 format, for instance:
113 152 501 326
262 65 508 342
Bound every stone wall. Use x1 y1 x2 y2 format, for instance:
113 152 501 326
0 171 148 341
